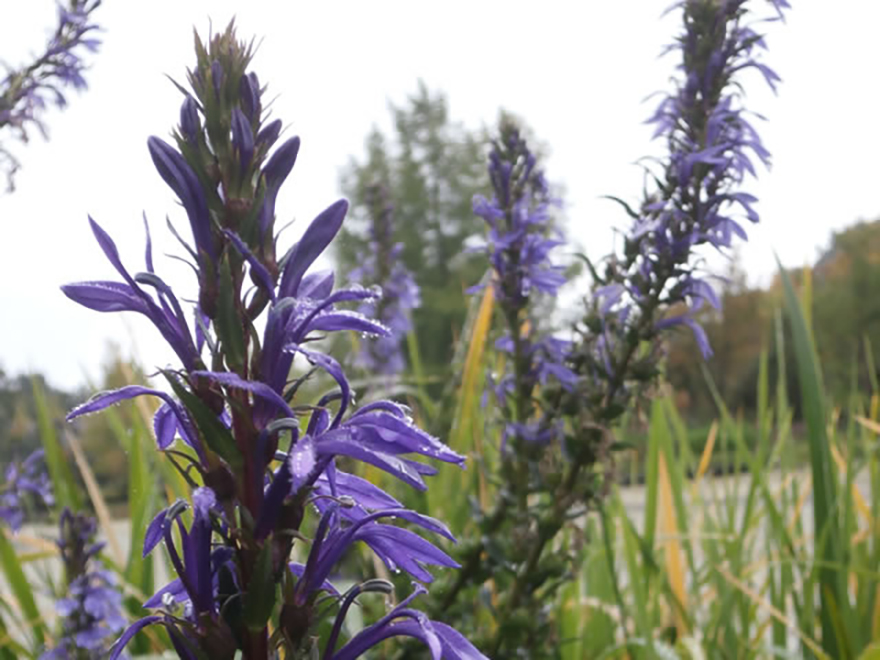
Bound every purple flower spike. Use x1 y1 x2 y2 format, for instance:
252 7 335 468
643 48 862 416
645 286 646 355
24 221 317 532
0 0 102 187
617 0 791 358
41 509 126 659
1 450 53 532
471 121 575 450
348 184 421 376
65 24 483 659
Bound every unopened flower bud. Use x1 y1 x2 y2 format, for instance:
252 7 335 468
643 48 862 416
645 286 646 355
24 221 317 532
231 107 254 174
240 71 260 120
256 118 282 149
180 97 200 144
211 60 224 99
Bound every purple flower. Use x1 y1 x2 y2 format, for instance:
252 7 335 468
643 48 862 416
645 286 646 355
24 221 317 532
0 0 101 186
147 137 216 270
61 217 202 371
625 0 789 356
326 584 488 660
40 509 126 659
142 488 223 616
70 25 480 659
349 184 421 375
0 450 53 532
293 504 458 605
258 135 301 238
471 121 576 448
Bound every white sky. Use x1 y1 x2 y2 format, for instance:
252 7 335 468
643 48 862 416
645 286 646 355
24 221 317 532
0 1 878 391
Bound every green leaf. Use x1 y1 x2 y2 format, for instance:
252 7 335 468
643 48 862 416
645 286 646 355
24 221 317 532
777 256 852 657
32 378 82 512
600 195 641 220
0 606 27 660
643 399 662 549
856 643 880 660
163 373 243 470
242 543 277 630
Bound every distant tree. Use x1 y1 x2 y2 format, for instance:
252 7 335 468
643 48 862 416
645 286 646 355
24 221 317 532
0 370 82 466
811 218 880 398
336 82 491 386
665 254 774 419
665 218 880 420
0 349 151 505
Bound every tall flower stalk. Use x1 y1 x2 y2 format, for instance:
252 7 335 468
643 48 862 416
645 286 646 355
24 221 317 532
349 183 420 377
479 124 574 436
40 509 126 659
0 0 101 189
420 120 576 656
428 1 789 656
62 23 484 660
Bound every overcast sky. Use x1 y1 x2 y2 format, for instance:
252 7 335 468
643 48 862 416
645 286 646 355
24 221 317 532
1 1 878 391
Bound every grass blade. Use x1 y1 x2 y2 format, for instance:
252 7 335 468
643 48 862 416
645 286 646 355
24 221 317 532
777 257 851 657
0 530 45 649
65 429 124 566
31 378 82 513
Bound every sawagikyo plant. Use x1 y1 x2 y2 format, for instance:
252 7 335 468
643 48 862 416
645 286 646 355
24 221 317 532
62 23 486 660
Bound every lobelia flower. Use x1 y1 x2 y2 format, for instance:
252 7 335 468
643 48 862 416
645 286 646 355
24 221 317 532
62 23 483 659
436 5 791 654
325 583 486 660
40 509 126 659
470 120 576 448
349 183 421 376
0 0 101 187
0 449 53 531
601 0 790 359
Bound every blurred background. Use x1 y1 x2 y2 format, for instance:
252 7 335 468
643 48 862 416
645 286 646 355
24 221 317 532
2 0 879 495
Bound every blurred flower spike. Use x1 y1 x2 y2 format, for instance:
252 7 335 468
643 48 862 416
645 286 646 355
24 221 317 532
0 0 102 189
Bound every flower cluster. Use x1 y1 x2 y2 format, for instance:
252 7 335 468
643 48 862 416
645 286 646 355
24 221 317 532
430 4 790 656
597 0 790 360
349 183 420 376
0 449 53 531
62 23 484 659
40 509 126 659
470 121 575 448
0 0 101 186
420 123 578 656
